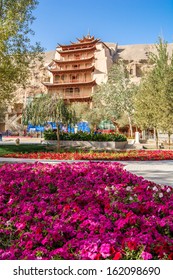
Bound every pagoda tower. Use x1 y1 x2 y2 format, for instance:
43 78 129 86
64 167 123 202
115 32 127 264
43 35 100 102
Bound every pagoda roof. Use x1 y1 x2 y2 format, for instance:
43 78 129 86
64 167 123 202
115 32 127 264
57 45 96 55
77 35 95 43
58 38 100 49
50 65 95 74
53 56 94 64
43 80 96 88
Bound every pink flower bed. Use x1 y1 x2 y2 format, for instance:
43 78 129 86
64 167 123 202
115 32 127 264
0 162 173 260
3 150 173 160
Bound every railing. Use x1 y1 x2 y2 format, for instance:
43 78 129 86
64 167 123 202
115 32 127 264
58 92 91 99
53 79 93 84
63 92 91 99
51 65 92 71
58 56 94 62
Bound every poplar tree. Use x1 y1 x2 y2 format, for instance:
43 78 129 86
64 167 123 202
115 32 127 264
134 38 173 147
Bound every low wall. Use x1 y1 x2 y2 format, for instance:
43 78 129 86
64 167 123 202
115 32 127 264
47 140 128 149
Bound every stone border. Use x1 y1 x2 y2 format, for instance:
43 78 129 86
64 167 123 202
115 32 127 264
47 140 128 149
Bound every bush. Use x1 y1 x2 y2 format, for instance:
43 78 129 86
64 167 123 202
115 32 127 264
44 130 127 142
44 130 57 140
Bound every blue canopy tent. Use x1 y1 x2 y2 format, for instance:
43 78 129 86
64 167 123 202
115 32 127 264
27 121 90 133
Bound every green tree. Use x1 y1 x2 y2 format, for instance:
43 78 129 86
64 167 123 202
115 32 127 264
134 38 173 148
71 100 105 131
0 0 43 105
89 62 136 136
158 63 173 147
23 94 77 149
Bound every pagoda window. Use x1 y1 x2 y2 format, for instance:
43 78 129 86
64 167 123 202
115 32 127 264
85 63 91 67
74 88 80 93
54 75 60 82
71 74 79 82
74 54 80 60
61 75 67 81
65 88 73 93
72 64 80 69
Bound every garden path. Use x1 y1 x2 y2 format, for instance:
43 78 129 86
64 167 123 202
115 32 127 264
121 160 173 187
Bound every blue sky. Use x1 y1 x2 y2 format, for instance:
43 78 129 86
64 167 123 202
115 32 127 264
31 0 173 51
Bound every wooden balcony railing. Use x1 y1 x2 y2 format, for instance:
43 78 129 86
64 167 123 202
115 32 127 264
57 92 91 100
53 79 92 84
57 56 94 62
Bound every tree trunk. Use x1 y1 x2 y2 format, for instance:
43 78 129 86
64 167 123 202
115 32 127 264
93 124 98 131
168 131 171 149
56 122 60 151
111 119 120 133
155 128 159 149
127 113 133 138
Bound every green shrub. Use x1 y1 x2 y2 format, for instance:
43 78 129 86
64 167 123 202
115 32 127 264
44 130 57 140
44 130 127 142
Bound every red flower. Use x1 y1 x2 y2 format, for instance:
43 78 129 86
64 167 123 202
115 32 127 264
127 241 138 251
168 253 173 260
63 205 70 211
94 253 101 260
113 252 122 260
110 246 116 254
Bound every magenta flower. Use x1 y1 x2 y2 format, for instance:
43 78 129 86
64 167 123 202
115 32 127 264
0 162 173 260
100 243 111 258
141 251 153 260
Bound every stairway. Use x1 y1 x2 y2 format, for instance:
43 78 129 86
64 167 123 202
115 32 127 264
6 114 23 132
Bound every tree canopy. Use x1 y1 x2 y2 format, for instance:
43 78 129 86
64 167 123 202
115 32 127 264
134 38 173 146
23 94 76 126
88 62 137 135
0 0 43 104
23 94 77 148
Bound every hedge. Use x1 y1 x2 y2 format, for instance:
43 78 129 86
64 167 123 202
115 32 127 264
44 130 127 142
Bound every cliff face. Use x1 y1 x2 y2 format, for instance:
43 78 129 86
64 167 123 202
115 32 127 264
116 43 173 84
1 51 55 131
117 43 173 61
13 51 56 104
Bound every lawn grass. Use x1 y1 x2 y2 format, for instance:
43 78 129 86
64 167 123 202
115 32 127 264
0 144 48 156
0 144 121 156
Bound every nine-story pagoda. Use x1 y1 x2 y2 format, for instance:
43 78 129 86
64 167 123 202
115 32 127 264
43 35 101 102
43 35 115 102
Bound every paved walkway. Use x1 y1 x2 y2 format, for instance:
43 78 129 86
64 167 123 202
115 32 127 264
0 137 42 145
121 160 173 187
0 157 172 187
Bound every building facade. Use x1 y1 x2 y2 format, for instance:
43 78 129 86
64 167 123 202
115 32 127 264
43 35 116 103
